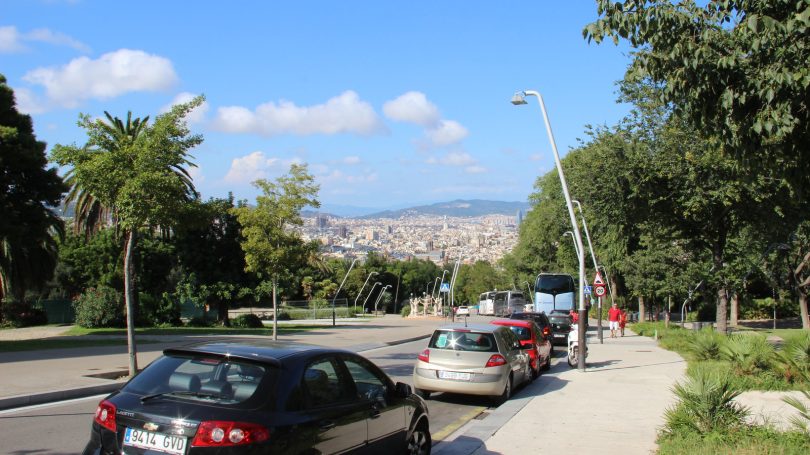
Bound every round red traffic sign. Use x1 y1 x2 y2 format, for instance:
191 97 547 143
594 285 606 297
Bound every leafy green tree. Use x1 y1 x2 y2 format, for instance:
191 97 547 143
51 96 204 376
232 163 319 339
585 0 810 183
0 74 67 308
172 195 251 326
53 229 123 298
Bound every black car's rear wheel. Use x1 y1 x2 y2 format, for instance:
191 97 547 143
407 420 431 455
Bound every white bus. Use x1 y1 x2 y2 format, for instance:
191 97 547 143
479 290 529 316
534 273 576 315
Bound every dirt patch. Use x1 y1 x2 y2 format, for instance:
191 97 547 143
0 325 75 341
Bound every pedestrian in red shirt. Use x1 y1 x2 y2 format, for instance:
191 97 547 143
608 302 621 338
619 308 627 337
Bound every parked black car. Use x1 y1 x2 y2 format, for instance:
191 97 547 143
508 312 554 351
83 341 431 455
547 310 573 346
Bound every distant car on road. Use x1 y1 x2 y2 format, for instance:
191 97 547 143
456 306 470 316
547 310 574 346
490 318 552 378
412 323 532 404
83 341 431 455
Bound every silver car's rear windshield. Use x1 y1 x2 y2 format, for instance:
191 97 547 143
428 330 498 352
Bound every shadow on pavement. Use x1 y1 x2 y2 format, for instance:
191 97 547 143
585 358 686 373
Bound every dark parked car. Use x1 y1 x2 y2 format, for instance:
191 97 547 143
83 341 431 455
509 312 555 349
547 310 573 346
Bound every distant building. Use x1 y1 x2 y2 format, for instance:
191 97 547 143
316 214 329 229
516 209 523 226
338 225 348 238
366 229 379 241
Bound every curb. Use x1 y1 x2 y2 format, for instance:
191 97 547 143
0 382 123 411
0 334 432 412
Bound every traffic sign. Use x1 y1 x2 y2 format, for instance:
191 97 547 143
439 283 450 293
593 272 605 286
584 285 592 295
594 285 606 297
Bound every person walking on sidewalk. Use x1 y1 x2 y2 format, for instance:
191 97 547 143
608 302 621 338
619 307 627 337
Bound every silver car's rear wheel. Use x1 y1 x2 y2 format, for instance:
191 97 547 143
492 374 512 405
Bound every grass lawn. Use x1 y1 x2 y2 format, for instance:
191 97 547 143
0 324 324 352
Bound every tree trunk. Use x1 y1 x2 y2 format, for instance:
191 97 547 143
799 292 810 330
124 230 138 377
716 288 728 333
665 296 671 328
217 300 230 327
638 295 645 322
730 292 739 327
272 280 278 341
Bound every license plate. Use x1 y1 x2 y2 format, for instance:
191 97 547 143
124 427 187 455
438 371 471 381
554 333 566 338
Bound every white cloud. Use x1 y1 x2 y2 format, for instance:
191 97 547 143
187 165 205 185
160 92 209 124
465 165 487 174
529 153 543 161
440 151 475 166
223 151 280 184
26 28 91 53
426 120 468 146
318 169 377 184
0 26 89 53
11 87 49 114
22 49 178 108
0 26 25 53
343 156 361 165
212 91 385 137
383 91 440 127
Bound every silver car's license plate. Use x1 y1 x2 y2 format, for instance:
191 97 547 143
438 371 472 381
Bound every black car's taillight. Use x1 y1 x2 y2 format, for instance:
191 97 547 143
191 421 270 447
93 400 117 432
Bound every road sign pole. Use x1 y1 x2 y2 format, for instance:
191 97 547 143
596 297 604 344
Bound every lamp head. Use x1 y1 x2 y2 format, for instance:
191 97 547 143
511 91 528 105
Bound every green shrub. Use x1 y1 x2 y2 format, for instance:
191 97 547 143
137 292 181 326
276 311 291 321
186 316 212 327
741 297 798 319
0 301 48 328
662 366 749 436
720 333 773 376
688 328 726 361
231 313 263 328
658 426 810 455
773 332 810 383
400 305 411 317
73 286 124 328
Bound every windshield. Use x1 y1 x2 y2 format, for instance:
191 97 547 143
507 326 531 341
536 274 575 295
428 330 498 352
123 355 273 405
549 314 571 324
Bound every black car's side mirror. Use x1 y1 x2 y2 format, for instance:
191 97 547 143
395 381 412 398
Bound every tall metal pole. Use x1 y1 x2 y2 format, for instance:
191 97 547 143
373 285 391 315
524 281 534 305
514 90 587 371
574 200 603 344
363 282 381 315
353 271 378 315
332 258 357 326
564 231 582 262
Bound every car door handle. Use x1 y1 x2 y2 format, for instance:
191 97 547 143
369 404 381 419
319 420 336 430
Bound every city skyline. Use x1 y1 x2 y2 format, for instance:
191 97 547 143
3 1 632 209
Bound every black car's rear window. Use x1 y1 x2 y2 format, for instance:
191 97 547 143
123 355 275 405
507 326 532 341
429 330 498 352
549 315 571 324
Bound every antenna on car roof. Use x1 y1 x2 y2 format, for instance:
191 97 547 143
464 314 468 327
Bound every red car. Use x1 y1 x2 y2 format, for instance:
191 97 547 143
490 319 552 379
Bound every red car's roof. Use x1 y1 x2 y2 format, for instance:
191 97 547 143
490 319 533 329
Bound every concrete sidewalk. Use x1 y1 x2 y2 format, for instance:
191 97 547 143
0 314 445 410
434 327 687 455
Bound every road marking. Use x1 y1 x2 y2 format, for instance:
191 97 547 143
431 406 486 441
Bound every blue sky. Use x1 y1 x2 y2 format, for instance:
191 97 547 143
2 1 632 215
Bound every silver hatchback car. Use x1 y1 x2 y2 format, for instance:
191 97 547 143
412 323 532 403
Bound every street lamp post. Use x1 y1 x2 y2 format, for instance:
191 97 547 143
524 281 534 306
362 282 381 315
573 200 604 344
513 89 587 371
353 271 378 315
374 285 392 315
332 258 357 327
431 277 441 298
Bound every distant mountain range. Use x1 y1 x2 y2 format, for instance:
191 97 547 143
306 199 530 219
